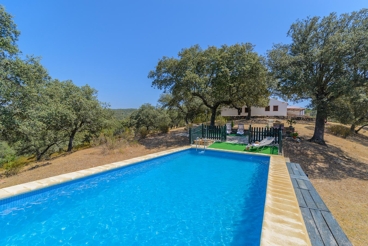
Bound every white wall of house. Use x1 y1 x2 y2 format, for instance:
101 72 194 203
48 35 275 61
221 98 288 117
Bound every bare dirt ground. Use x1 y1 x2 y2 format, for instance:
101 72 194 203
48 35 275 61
0 121 367 245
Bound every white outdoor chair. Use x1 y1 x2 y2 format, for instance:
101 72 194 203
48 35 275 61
226 123 232 134
237 124 245 135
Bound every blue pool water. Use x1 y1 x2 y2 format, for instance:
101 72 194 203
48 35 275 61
0 149 269 245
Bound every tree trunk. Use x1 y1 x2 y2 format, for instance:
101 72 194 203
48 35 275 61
36 143 56 161
355 124 368 134
67 128 78 152
350 123 356 133
310 103 327 145
210 107 217 126
246 107 252 120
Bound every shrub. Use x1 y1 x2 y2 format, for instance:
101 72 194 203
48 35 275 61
327 125 351 138
158 123 170 133
216 116 226 126
139 127 149 139
3 161 23 177
0 142 16 168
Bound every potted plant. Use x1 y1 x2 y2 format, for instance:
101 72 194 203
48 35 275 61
286 119 296 128
291 131 298 139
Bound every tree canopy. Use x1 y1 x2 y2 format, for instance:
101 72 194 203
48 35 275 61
0 6 111 160
149 44 269 126
268 9 368 144
329 86 368 133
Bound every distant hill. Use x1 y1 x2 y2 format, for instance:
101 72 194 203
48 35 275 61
111 108 137 120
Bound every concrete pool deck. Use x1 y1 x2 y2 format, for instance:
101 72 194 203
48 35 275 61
0 146 311 245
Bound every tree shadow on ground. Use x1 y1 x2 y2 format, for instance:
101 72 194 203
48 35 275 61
139 130 188 150
283 138 368 180
305 125 368 147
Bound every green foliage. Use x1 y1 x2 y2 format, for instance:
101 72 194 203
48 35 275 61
305 109 316 117
329 86 368 132
327 125 351 138
0 5 20 58
286 119 296 127
111 108 137 120
216 116 226 126
138 127 149 139
0 141 16 167
267 9 368 143
129 103 172 133
158 124 169 133
149 43 269 126
291 132 298 137
158 93 205 125
0 6 111 160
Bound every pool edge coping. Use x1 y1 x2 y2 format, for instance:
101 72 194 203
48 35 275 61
0 145 311 245
261 155 311 246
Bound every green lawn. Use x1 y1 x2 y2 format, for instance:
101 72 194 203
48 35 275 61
208 142 278 155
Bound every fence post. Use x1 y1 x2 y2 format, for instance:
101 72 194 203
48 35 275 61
278 129 283 154
189 127 192 144
224 125 227 141
249 126 251 143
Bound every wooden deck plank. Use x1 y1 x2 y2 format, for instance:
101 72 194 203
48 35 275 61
290 174 309 180
295 163 308 177
294 188 307 208
300 207 324 246
291 177 299 189
301 189 318 209
321 211 352 246
290 163 302 176
287 161 352 246
291 162 304 176
286 162 295 175
310 209 338 246
305 182 329 211
296 178 308 190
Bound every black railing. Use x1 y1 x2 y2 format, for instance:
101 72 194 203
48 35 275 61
249 125 283 154
189 124 226 144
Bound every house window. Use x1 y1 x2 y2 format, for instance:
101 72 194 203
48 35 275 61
273 105 278 111
265 106 270 111
244 107 249 113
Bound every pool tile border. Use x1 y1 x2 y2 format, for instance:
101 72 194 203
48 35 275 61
0 146 311 245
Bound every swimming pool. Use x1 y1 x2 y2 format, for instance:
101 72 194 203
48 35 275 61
0 149 270 245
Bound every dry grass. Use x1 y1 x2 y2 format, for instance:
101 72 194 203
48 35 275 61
0 122 367 245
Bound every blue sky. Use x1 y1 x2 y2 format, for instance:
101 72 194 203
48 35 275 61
2 1 367 109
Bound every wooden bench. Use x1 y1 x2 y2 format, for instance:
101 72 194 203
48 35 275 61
286 162 352 246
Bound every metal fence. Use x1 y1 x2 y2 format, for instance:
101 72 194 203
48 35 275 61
189 124 226 144
248 126 283 153
189 124 283 154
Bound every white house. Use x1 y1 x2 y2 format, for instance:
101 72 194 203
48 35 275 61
221 98 288 117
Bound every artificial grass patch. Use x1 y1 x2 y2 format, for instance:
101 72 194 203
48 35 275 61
227 134 248 137
208 142 278 155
